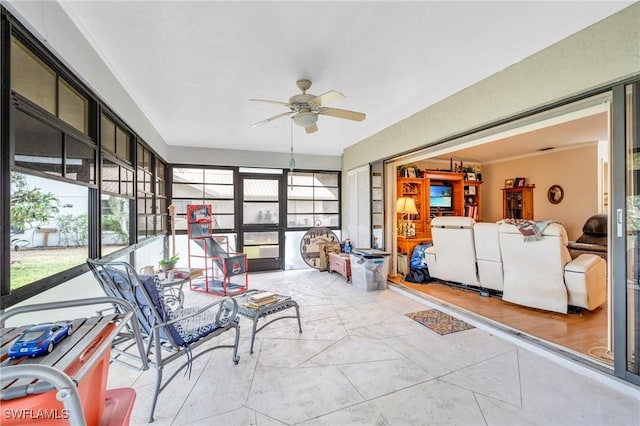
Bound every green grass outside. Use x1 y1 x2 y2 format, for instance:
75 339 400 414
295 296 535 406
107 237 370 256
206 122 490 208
10 247 87 290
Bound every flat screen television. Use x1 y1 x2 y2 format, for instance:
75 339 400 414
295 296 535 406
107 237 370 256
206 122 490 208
430 185 452 208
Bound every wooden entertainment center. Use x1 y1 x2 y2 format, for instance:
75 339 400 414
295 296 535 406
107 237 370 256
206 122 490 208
397 171 480 242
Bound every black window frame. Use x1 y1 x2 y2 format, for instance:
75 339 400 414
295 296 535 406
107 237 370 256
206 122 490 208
0 7 167 307
285 170 341 231
170 165 237 234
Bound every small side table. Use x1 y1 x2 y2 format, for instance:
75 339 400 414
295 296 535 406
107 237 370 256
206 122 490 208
328 252 351 282
234 289 302 354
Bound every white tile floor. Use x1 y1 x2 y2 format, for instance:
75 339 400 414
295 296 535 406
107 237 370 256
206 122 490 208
108 269 640 425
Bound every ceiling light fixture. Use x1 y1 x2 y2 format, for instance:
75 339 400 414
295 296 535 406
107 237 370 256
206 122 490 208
292 111 318 128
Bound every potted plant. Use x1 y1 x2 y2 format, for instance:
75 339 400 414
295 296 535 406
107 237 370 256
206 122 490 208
461 165 481 181
159 254 180 272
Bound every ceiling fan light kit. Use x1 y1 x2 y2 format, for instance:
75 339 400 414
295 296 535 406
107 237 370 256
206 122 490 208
293 111 318 127
250 79 366 133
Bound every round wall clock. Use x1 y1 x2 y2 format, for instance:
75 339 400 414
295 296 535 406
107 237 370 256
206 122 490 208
300 227 340 269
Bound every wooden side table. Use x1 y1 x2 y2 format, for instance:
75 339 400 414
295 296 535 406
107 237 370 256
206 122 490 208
328 252 351 282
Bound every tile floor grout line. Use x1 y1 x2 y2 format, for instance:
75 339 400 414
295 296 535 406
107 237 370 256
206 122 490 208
471 391 490 426
335 363 367 402
169 351 223 425
516 346 525 411
288 343 340 369
296 335 349 366
242 339 262 408
442 379 524 412
293 376 443 425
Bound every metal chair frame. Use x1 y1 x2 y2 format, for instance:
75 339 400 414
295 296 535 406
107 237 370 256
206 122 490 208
87 259 240 423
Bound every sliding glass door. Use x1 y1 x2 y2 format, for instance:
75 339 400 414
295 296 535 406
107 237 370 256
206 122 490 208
613 80 640 385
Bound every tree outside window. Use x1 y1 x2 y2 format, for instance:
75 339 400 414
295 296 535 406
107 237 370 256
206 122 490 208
10 172 88 290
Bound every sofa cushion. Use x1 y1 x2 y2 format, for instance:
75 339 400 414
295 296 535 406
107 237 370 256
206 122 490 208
499 222 569 246
499 222 570 313
564 253 602 273
474 222 501 262
429 216 480 286
473 222 503 292
575 233 606 245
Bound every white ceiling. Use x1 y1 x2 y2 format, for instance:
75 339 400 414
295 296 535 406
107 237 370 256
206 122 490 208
428 109 609 164
57 1 632 156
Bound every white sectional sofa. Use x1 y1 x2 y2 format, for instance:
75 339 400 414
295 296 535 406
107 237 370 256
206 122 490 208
473 222 504 292
424 216 606 314
426 216 481 287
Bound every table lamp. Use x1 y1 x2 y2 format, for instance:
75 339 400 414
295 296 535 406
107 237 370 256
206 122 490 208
396 197 418 237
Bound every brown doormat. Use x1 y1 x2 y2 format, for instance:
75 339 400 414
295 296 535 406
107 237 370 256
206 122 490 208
405 309 475 335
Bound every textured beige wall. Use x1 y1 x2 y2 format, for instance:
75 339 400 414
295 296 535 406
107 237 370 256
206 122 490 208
343 3 639 171
342 3 638 238
481 145 599 240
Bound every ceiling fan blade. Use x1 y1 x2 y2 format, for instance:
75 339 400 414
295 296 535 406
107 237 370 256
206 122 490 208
249 98 291 107
305 123 318 134
251 111 293 127
321 107 366 122
309 90 346 106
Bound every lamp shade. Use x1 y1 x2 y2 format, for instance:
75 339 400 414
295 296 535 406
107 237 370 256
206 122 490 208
396 197 418 215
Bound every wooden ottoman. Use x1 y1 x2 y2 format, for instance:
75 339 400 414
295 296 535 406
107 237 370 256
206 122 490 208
328 252 351 282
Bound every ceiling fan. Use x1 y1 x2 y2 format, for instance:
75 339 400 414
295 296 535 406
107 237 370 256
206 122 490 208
250 79 366 134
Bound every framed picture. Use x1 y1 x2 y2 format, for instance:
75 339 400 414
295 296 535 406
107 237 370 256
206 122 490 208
407 168 416 178
515 177 526 187
547 185 564 204
466 172 476 181
467 185 476 195
406 222 416 237
402 182 418 194
505 178 514 189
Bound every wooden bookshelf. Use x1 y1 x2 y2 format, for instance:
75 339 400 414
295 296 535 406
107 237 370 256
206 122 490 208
464 180 482 221
397 177 426 233
397 171 467 241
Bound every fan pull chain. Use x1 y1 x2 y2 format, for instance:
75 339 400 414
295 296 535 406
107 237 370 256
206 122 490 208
289 119 295 191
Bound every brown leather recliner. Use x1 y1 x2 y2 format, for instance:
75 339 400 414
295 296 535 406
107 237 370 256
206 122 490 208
568 214 607 260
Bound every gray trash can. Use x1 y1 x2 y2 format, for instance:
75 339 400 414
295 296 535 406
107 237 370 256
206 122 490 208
349 249 391 291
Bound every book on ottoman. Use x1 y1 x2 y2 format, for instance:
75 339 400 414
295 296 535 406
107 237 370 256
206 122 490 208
249 291 275 302
245 291 278 308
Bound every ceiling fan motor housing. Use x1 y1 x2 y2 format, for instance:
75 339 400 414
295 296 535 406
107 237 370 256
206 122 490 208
289 90 320 127
289 93 316 108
